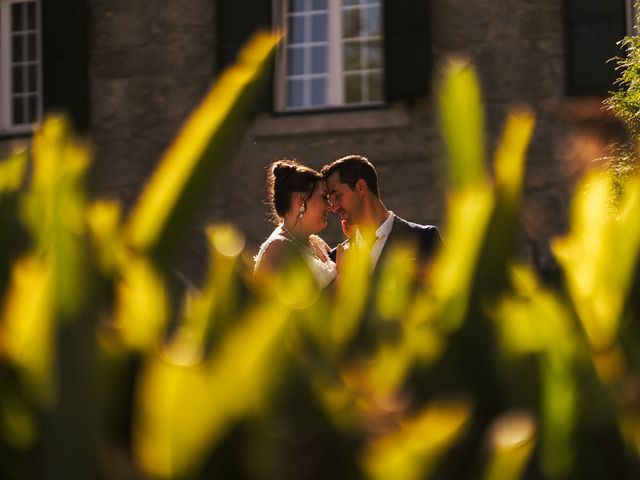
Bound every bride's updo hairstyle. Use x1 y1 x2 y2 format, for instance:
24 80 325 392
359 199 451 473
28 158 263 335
267 159 322 222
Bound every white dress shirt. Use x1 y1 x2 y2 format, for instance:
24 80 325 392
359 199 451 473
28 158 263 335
355 211 395 271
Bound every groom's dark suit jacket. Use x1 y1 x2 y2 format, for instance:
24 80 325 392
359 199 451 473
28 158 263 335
329 215 442 272
329 216 443 355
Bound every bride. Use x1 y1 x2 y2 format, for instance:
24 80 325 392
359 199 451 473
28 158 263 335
254 159 337 289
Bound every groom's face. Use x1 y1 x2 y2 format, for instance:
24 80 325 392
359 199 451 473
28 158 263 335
326 172 363 225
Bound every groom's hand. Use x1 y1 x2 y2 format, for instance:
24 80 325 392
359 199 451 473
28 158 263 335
341 219 353 239
335 243 346 273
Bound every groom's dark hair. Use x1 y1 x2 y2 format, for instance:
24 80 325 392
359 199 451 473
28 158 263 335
321 155 380 197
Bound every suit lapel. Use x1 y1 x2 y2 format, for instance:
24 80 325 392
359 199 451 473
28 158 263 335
373 231 392 276
373 215 402 275
373 217 407 275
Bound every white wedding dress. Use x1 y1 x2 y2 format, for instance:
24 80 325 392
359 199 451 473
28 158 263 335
254 225 337 289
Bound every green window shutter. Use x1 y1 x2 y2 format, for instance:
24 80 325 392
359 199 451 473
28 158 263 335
217 0 273 112
384 0 431 102
564 0 626 96
42 0 89 129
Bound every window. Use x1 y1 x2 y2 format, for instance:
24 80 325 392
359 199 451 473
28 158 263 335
0 0 42 134
274 0 384 112
217 0 430 115
564 0 626 96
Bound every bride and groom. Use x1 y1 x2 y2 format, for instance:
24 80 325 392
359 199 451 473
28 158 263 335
253 155 443 290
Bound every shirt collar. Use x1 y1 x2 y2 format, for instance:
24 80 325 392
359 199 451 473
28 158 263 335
354 211 395 245
376 211 395 239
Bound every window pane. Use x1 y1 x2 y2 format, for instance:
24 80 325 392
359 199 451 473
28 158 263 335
13 97 25 124
27 2 36 29
288 16 306 44
342 8 361 38
27 95 37 122
27 34 37 61
287 47 305 75
344 73 362 103
311 0 327 10
311 78 326 106
12 35 24 62
11 4 23 32
6 2 42 126
364 40 382 68
278 0 386 111
311 13 327 42
291 0 307 13
311 46 327 74
343 42 361 71
287 79 304 108
368 72 383 101
12 66 24 93
363 5 381 36
28 64 37 92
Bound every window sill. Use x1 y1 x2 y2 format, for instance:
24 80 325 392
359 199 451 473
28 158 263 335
250 103 411 138
0 129 34 141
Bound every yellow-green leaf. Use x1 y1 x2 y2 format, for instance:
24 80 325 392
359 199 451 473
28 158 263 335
124 32 281 257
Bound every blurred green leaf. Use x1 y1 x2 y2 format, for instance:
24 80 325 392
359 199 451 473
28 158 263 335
483 410 536 480
167 224 245 363
0 149 27 193
0 392 37 450
328 238 372 349
0 255 55 406
375 244 416 321
124 32 281 263
493 109 534 202
476 109 535 292
134 300 289 478
488 265 579 479
438 58 486 189
362 399 471 480
114 255 167 352
489 265 577 356
86 200 123 275
553 174 640 350
21 116 91 320
410 184 494 332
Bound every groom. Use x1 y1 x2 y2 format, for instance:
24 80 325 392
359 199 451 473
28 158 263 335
322 155 442 274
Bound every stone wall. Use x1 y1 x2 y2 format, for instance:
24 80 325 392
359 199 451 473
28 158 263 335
85 0 604 281
88 0 216 207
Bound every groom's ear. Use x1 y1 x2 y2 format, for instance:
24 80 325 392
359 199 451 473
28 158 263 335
355 179 368 196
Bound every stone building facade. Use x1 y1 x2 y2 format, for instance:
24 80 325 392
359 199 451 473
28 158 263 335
0 0 629 281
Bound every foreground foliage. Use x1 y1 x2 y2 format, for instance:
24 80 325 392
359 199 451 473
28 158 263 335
605 3 640 202
1 32 640 480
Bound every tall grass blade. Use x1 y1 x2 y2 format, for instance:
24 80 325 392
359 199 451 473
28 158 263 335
124 32 281 262
437 58 486 190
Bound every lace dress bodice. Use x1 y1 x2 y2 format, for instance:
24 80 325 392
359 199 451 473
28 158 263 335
254 226 337 289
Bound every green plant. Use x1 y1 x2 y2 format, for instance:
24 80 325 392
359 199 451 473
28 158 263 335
0 31 639 480
605 3 640 203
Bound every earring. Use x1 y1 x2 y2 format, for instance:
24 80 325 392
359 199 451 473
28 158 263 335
298 203 306 219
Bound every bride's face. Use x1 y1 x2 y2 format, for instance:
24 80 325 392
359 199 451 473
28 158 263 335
301 180 330 234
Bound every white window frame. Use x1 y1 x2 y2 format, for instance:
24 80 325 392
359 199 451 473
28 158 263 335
0 0 42 135
273 0 384 113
